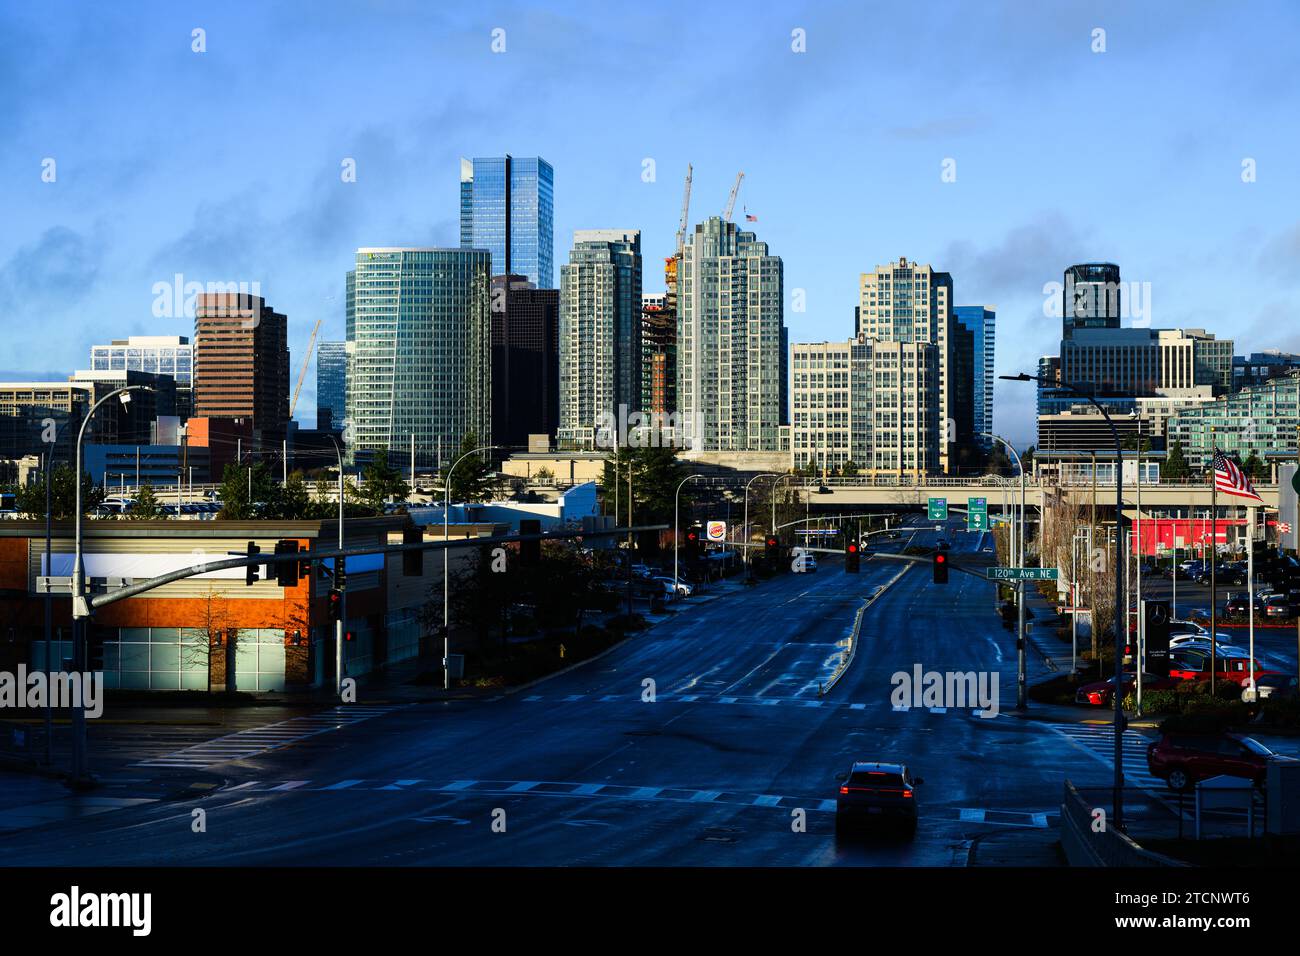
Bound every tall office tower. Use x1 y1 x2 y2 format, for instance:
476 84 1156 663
460 155 555 288
90 335 194 418
192 293 290 448
315 340 346 431
640 292 676 416
346 248 492 466
857 257 956 472
678 217 785 452
953 306 996 448
557 230 642 448
491 274 560 447
1062 262 1122 338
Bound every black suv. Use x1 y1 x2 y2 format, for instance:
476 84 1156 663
835 761 921 837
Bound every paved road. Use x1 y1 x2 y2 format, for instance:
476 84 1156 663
0 519 1141 866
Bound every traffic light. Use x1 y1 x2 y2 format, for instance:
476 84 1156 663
274 539 301 587
327 588 343 623
333 556 347 591
765 535 779 565
245 541 261 586
845 540 860 573
518 519 541 566
932 551 949 584
402 526 424 576
685 526 702 560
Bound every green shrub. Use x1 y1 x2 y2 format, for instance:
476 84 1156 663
1137 689 1182 715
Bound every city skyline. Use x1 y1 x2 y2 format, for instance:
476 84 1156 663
7 2 1300 449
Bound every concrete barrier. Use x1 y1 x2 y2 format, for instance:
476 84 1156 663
1060 780 1188 867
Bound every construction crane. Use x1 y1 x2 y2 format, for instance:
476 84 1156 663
675 163 693 257
723 171 744 221
289 317 322 419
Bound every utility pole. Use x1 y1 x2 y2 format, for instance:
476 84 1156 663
410 433 415 491
43 451 52 765
283 438 288 486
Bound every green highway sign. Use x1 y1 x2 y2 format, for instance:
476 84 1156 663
967 497 988 532
927 497 948 521
986 567 1059 581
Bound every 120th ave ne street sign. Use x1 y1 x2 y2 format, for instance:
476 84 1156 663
986 567 1059 581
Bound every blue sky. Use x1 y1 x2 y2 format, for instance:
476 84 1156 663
3 0 1299 447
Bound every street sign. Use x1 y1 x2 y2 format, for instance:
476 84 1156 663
927 497 948 521
967 497 987 532
706 520 726 543
986 567 1059 581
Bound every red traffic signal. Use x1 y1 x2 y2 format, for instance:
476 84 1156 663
327 588 343 622
933 551 949 584
845 539 860 573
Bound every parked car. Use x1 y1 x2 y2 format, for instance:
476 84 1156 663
1167 650 1279 686
1264 594 1297 619
1168 633 1234 652
1074 672 1179 707
1146 731 1295 791
835 761 921 837
651 576 692 598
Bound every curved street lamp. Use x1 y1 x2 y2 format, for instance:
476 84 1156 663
742 473 780 578
673 474 706 591
326 434 345 696
71 384 154 785
443 444 507 689
983 432 1026 711
1003 371 1127 829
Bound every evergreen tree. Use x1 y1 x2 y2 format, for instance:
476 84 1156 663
128 482 166 519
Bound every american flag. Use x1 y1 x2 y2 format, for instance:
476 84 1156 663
1213 450 1263 503
745 213 758 222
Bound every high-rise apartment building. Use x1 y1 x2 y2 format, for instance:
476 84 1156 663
953 306 995 447
90 335 193 418
192 293 290 448
1062 262 1123 338
791 338 940 475
557 230 642 448
857 257 960 472
491 274 559 447
460 155 554 288
345 248 491 466
315 340 346 431
678 217 785 452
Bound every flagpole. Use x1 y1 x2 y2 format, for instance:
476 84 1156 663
1248 504 1256 698
1209 433 1217 696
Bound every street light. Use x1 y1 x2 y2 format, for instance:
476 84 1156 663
771 474 800 541
743 473 780 579
443 444 506 690
983 431 1027 711
1003 371 1127 829
71 384 153 786
673 474 705 591
326 434 345 697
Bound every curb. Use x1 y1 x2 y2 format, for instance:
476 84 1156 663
821 562 911 696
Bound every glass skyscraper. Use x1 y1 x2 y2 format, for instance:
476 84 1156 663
90 335 193 417
953 306 996 448
345 248 491 465
460 155 554 288
315 340 346 430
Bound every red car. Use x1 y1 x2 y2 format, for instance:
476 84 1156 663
1074 672 1178 707
1146 731 1295 791
1167 653 1279 686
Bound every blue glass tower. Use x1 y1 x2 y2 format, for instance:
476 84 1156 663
953 306 996 447
460 155 554 288
315 340 346 430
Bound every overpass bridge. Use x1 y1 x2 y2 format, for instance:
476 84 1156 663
783 476 1283 513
